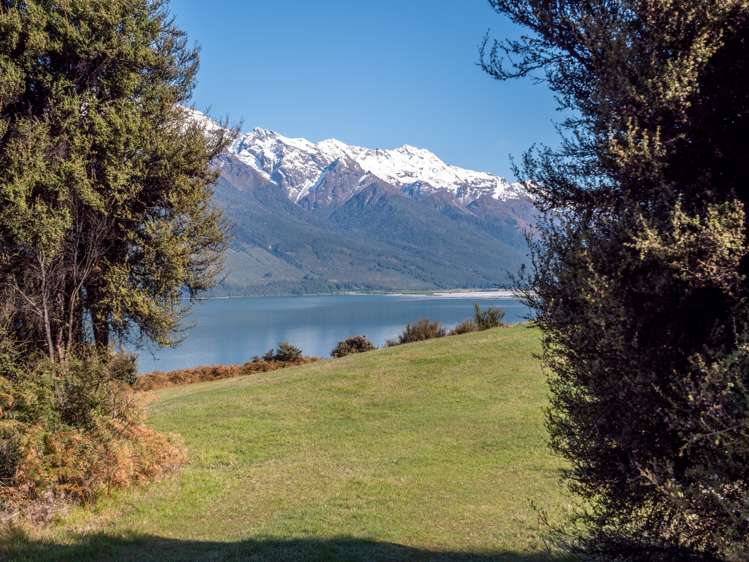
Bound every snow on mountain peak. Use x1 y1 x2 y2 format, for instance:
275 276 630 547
314 140 524 203
186 108 525 204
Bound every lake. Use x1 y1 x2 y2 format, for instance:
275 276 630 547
134 293 530 372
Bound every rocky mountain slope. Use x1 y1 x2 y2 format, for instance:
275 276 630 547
188 110 535 295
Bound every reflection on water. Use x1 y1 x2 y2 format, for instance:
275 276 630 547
133 294 530 372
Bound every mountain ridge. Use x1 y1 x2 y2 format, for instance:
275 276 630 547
185 109 535 296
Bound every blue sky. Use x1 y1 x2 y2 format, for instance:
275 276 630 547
171 0 559 179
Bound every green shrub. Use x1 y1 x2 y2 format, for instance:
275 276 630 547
261 342 305 363
448 305 507 337
271 342 303 363
108 351 138 386
395 319 446 345
450 319 478 335
473 304 505 330
0 334 23 381
330 336 375 358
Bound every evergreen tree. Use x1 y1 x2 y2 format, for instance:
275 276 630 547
0 0 233 360
484 1 749 559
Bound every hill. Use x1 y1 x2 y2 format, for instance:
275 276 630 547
6 327 572 562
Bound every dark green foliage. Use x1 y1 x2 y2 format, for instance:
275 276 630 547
264 342 303 363
47 352 131 429
274 342 303 363
0 0 222 518
394 319 446 345
107 352 138 387
450 305 505 335
450 319 478 335
330 336 376 358
473 304 505 330
0 329 24 381
0 0 234 361
484 1 749 560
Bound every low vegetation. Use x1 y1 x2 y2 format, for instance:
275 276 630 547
135 343 315 391
3 326 572 562
449 304 506 335
314 305 511 349
450 319 478 335
330 336 375 358
387 318 446 346
263 341 303 363
473 303 506 330
0 344 184 522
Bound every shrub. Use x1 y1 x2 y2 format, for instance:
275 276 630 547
262 342 303 363
272 341 303 363
450 319 478 335
473 304 505 330
0 347 185 521
135 345 316 391
330 336 375 358
107 351 138 386
395 319 446 345
136 364 242 391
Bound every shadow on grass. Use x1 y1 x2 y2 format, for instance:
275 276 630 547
3 531 575 562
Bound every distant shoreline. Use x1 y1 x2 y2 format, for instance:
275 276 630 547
385 289 518 299
194 289 520 301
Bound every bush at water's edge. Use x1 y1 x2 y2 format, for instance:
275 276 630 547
136 346 316 392
0 346 185 523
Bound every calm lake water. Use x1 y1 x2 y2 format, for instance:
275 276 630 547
134 294 530 373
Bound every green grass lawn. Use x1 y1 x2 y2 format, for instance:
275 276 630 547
5 325 573 561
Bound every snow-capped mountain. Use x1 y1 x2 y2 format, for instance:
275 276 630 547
187 109 525 207
184 108 535 296
230 127 525 205
315 138 525 203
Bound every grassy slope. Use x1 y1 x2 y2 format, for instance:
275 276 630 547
7 326 572 562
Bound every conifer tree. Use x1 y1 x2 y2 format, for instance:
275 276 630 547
484 1 749 559
0 0 232 360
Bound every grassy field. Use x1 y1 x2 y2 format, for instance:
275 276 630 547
4 325 573 561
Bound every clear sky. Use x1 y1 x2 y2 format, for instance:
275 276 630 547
170 0 559 179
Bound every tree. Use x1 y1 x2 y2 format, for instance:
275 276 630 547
483 1 749 560
0 0 233 361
